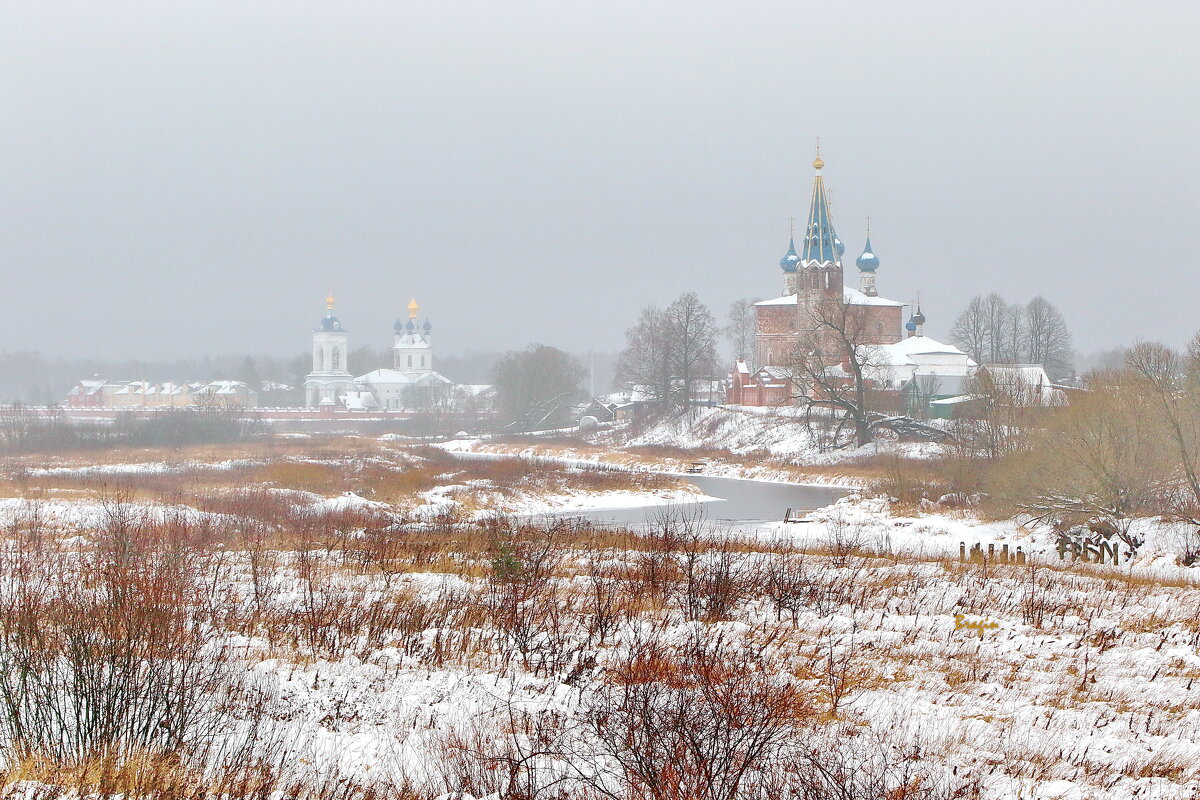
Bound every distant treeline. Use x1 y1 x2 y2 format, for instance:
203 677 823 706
0 406 261 454
0 349 621 405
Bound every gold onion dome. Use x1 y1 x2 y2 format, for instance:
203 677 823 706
407 297 420 319
325 293 336 309
812 155 824 170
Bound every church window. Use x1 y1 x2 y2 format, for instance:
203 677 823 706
317 349 325 371
420 355 425 367
332 348 340 371
408 355 413 367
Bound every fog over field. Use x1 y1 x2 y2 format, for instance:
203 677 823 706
1 1 1196 361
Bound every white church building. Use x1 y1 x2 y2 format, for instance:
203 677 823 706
304 296 482 411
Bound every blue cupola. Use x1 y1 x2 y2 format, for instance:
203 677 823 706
779 237 800 272
393 318 404 333
856 238 880 273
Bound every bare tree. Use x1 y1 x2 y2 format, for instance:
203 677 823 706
489 344 585 429
724 297 760 365
618 293 718 411
1021 369 1168 553
952 293 1074 376
1024 295 1074 379
949 295 988 364
981 292 1018 363
1126 340 1200 524
787 296 896 448
953 367 1037 459
617 305 675 405
665 292 719 411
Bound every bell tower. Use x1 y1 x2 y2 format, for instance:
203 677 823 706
304 294 354 407
392 297 434 373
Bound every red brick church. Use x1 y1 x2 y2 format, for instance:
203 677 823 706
727 150 909 406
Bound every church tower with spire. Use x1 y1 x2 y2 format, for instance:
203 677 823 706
754 147 905 368
782 147 845 303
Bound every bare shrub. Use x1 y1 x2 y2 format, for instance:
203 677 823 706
765 550 815 625
0 499 229 769
783 723 979 799
483 518 571 673
823 513 869 567
680 538 749 623
578 630 814 800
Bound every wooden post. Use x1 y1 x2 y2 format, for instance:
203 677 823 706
960 542 966 562
1016 546 1025 565
1001 544 1009 563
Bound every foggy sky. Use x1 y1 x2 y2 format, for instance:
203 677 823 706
1 1 1196 362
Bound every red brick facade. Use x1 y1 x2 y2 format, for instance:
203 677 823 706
731 284 905 407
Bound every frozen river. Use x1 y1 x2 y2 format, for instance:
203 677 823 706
566 473 846 526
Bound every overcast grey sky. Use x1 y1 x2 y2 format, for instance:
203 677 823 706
1 1 1196 361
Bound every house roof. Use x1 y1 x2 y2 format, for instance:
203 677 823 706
755 287 906 308
355 369 453 386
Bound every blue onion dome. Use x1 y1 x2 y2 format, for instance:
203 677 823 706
318 294 343 331
422 320 432 332
912 305 926 325
406 319 416 332
779 237 800 272
905 319 917 332
856 238 880 272
834 235 845 258
394 318 404 333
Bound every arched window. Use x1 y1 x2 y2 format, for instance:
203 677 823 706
420 355 425 368
317 348 324 371
407 355 413 367
767 349 774 366
332 348 340 371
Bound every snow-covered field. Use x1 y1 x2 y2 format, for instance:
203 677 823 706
3 433 1200 798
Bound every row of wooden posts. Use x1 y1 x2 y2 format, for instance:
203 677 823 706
959 542 1026 565
960 539 1122 565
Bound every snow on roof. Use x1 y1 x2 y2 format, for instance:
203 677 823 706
885 336 970 358
755 295 798 306
755 288 905 308
929 394 977 405
458 384 494 397
759 366 792 380
342 391 378 410
981 364 1051 384
867 346 917 367
842 287 906 308
356 369 453 385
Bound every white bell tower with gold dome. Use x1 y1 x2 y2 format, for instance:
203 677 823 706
392 297 434 373
304 294 355 407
